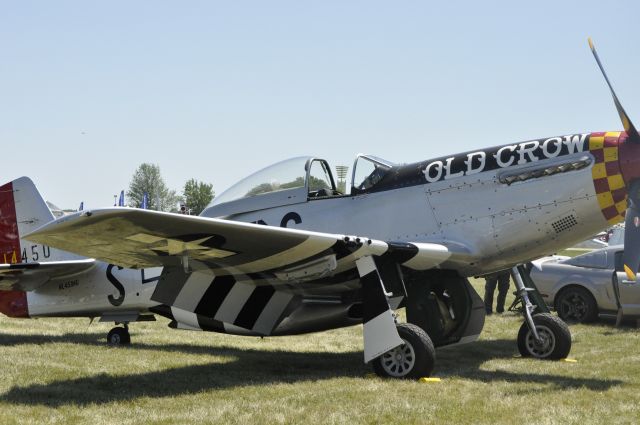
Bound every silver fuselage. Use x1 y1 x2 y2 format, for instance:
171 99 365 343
204 137 612 277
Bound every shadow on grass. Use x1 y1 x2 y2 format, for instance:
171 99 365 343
0 331 229 357
0 334 624 407
0 331 359 358
437 339 624 391
2 346 364 407
0 332 103 347
564 316 640 333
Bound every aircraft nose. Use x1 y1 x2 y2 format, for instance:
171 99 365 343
588 132 628 224
589 39 640 281
618 131 640 187
0 290 29 318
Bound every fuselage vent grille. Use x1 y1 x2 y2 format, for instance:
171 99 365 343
552 215 578 234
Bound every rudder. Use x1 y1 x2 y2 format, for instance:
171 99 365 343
0 177 77 263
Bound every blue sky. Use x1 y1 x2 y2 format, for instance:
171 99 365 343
2 1 640 209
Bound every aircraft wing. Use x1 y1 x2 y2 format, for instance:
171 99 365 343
26 209 451 347
25 208 452 276
0 259 96 291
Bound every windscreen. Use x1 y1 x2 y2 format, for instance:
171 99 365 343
212 157 309 206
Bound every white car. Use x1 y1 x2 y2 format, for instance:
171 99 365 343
530 245 640 323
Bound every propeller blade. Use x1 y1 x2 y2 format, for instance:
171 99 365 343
622 181 640 281
588 38 640 143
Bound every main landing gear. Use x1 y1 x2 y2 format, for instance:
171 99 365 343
107 323 131 346
511 266 571 359
367 269 483 379
372 323 436 379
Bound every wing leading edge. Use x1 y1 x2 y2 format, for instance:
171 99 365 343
25 208 452 276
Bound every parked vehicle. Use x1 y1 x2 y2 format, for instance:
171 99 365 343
530 245 640 323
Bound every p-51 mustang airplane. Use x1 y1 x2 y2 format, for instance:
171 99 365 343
0 177 161 344
18 39 640 379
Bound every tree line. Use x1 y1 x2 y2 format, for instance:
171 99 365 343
126 163 214 215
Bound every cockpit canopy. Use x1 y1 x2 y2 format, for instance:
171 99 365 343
350 155 394 195
210 156 338 206
203 154 395 217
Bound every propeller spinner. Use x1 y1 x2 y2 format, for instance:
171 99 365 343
589 38 640 282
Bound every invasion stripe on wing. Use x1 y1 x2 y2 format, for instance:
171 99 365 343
152 236 450 336
233 285 276 330
172 270 215 312
216 237 338 275
193 275 236 317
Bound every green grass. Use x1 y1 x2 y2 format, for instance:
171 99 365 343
1 280 639 424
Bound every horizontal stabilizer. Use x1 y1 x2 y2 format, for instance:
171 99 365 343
0 259 95 291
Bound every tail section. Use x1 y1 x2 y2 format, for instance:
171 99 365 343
0 291 28 317
0 177 80 263
0 180 23 263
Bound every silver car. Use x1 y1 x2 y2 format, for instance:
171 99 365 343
530 245 640 323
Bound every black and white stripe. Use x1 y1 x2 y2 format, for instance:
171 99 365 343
150 239 450 339
356 255 404 363
151 268 295 336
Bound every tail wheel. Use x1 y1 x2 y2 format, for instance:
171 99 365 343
107 326 131 346
372 323 435 379
517 313 571 359
555 286 598 323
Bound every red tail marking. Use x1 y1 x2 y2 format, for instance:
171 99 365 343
0 290 29 317
0 182 21 264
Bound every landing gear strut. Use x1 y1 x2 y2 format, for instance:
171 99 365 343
107 323 131 346
511 266 571 359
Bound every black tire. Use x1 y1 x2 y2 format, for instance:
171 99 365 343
107 327 131 346
517 313 571 359
372 323 436 379
555 286 598 323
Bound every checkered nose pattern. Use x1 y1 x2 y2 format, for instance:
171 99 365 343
618 131 640 191
589 132 627 225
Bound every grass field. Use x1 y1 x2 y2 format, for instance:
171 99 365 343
1 280 639 425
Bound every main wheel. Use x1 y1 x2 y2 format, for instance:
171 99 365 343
555 286 598 323
372 323 435 379
107 327 131 346
517 313 571 359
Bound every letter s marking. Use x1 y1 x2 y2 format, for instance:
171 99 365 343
280 212 302 228
106 264 126 306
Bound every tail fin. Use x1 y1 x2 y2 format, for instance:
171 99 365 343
0 177 79 263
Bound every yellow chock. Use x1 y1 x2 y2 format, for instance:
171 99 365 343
419 377 441 383
365 373 378 378
562 358 578 363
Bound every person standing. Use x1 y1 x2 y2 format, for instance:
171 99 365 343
484 270 511 314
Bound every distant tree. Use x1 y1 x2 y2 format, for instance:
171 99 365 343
280 177 306 190
246 176 330 198
182 178 214 215
127 163 179 212
246 182 275 197
307 175 330 191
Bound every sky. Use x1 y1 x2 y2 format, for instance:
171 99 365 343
2 1 640 209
